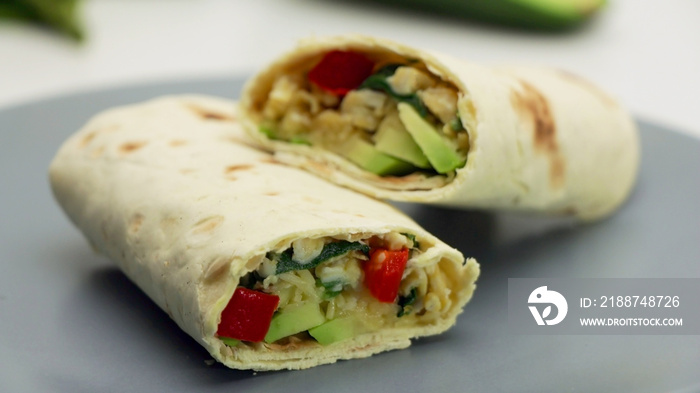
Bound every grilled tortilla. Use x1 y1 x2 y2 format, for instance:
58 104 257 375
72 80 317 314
49 95 479 371
240 35 640 220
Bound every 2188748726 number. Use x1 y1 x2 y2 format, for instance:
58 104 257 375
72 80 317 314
600 295 680 308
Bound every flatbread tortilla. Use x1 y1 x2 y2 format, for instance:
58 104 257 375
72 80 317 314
49 95 479 370
240 35 640 220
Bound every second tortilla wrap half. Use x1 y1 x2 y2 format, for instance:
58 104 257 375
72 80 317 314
240 35 640 220
49 95 479 371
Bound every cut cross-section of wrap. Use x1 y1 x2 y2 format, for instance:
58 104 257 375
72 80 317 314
240 35 640 220
49 95 479 371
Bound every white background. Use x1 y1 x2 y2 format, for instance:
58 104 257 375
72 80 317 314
1 0 698 139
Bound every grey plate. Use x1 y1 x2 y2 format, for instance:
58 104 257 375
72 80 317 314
0 77 698 393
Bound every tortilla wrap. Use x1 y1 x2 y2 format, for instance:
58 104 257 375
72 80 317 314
240 35 640 220
49 95 479 371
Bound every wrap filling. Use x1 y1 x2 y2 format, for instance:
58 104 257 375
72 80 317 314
254 50 470 178
216 232 460 347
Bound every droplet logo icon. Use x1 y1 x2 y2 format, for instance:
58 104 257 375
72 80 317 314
528 286 568 326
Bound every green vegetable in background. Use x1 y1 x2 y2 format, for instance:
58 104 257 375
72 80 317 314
0 0 84 41
368 0 606 31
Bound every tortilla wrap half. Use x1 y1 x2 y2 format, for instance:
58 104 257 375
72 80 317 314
49 95 479 371
240 35 640 220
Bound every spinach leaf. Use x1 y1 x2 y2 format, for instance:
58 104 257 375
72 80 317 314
449 116 465 132
272 241 370 275
358 64 428 117
317 278 344 299
238 270 264 290
397 288 418 317
401 232 420 250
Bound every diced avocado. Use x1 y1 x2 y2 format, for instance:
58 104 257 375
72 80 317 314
264 301 326 343
341 135 416 176
373 114 431 169
219 337 240 347
290 135 311 145
397 102 465 174
308 317 363 345
259 125 276 139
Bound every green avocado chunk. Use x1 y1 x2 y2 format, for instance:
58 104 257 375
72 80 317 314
309 317 363 345
373 114 431 169
341 135 416 176
219 336 240 347
397 102 465 174
264 302 326 343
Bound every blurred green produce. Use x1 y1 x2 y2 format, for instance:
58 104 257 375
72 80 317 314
0 0 84 41
371 0 606 30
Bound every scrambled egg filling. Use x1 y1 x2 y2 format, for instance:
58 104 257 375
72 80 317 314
257 59 470 176
240 232 456 344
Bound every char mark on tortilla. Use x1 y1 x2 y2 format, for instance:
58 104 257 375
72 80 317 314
511 80 565 189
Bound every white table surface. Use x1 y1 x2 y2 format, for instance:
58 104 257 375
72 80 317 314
1 0 699 139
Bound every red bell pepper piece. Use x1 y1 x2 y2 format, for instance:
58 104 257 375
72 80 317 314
217 287 280 342
363 248 410 303
307 50 375 96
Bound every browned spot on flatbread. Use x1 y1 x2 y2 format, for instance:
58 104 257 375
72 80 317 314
119 141 147 154
179 168 196 175
549 155 565 190
259 157 282 165
511 80 566 189
556 69 618 108
221 135 251 147
159 217 180 237
379 173 430 185
307 160 333 177
185 104 236 121
128 213 145 234
79 132 96 148
192 216 224 235
264 191 280 196
81 125 121 148
169 139 187 147
203 258 230 284
514 81 556 152
303 196 322 204
81 124 121 149
90 146 105 159
224 164 254 174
